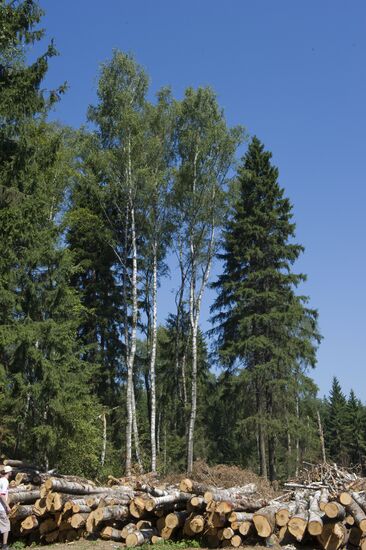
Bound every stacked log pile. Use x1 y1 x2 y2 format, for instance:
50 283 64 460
5 459 366 548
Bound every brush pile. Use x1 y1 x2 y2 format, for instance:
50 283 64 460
4 459 366 549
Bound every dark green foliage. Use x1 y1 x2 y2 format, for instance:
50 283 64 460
156 318 212 473
0 1 101 475
211 137 321 479
345 390 366 468
323 377 356 466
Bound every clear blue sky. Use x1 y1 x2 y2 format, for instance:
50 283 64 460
36 0 366 399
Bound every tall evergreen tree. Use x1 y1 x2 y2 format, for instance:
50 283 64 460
345 390 366 469
211 137 321 479
0 1 101 474
324 377 350 465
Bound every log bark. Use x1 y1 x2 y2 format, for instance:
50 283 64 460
308 492 324 536
239 521 253 536
136 520 152 530
40 518 58 535
187 495 205 512
339 491 352 506
33 497 47 516
210 512 226 528
183 518 195 537
253 505 278 537
94 504 129 524
229 511 253 523
145 492 190 512
205 534 220 548
44 530 59 543
189 514 205 533
179 479 213 494
151 535 164 544
8 490 40 504
9 504 34 520
165 511 189 529
20 515 38 532
130 498 148 518
100 526 124 541
230 534 243 547
70 513 89 528
44 478 123 495
72 504 92 514
346 497 366 532
319 488 329 511
222 527 235 540
4 459 39 469
159 526 176 540
324 501 345 520
204 485 257 503
349 526 363 546
121 522 138 538
216 497 267 514
317 522 346 550
288 498 309 542
63 498 88 512
352 491 366 513
85 511 98 534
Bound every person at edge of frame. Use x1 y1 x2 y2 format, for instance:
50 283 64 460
0 465 12 550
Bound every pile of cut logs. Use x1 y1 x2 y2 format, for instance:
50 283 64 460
5 459 366 549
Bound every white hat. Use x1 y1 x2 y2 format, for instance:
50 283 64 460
2 465 12 474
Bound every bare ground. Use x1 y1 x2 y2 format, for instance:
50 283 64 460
20 540 270 550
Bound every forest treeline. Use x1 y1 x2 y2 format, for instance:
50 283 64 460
0 1 364 481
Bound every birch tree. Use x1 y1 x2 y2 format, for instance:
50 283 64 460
87 50 149 474
140 89 175 472
173 87 242 473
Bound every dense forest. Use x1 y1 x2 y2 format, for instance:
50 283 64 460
0 0 364 482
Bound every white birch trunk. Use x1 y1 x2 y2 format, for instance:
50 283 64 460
187 271 197 474
131 385 143 473
125 135 137 476
101 412 107 467
295 394 300 477
150 244 158 472
187 225 215 473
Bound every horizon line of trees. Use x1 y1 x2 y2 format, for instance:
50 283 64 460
1 0 364 481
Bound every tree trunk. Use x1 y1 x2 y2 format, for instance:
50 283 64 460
295 394 300 476
267 389 276 481
317 410 326 462
150 244 157 472
187 272 197 474
256 381 267 478
131 384 143 473
100 412 107 467
125 135 137 476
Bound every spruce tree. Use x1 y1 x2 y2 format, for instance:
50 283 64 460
345 390 366 468
0 1 101 474
211 137 321 479
324 378 350 465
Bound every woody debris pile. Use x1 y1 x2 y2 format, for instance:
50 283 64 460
3 459 366 549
